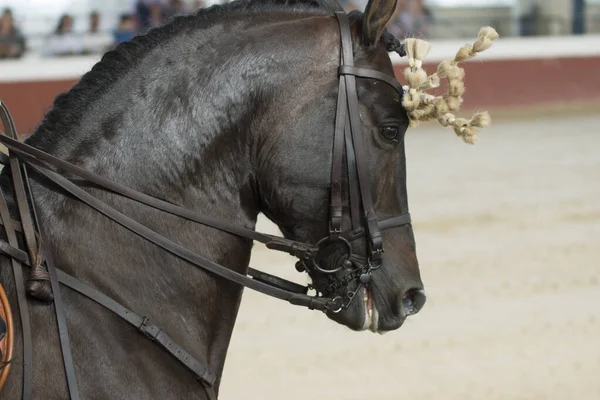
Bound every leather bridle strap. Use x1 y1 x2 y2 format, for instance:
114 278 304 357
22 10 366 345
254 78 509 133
379 214 412 230
329 77 347 235
1 104 81 400
339 66 406 95
0 239 217 389
0 123 324 293
335 12 384 261
0 116 314 261
344 114 361 232
42 244 81 399
0 211 408 255
56 270 217 387
343 214 412 243
0 107 33 400
0 205 411 400
0 190 32 400
16 155 338 311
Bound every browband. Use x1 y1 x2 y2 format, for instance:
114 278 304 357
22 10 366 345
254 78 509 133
339 65 406 96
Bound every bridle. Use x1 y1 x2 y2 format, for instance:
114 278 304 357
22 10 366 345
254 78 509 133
0 11 411 400
296 12 412 307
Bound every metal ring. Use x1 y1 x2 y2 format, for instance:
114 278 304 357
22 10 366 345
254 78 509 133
328 296 344 313
310 236 353 275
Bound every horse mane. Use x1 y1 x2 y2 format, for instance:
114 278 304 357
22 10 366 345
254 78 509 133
27 0 337 148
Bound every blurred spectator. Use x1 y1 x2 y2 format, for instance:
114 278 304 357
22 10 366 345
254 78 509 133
388 0 433 39
0 8 26 59
168 0 190 17
43 14 83 57
136 0 168 32
114 14 137 45
148 2 166 28
90 11 101 34
519 4 541 36
136 1 150 31
82 11 114 54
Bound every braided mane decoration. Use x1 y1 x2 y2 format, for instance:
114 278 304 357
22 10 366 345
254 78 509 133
399 27 499 144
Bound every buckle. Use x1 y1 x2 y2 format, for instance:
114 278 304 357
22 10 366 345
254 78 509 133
138 317 159 341
329 225 341 235
265 238 316 261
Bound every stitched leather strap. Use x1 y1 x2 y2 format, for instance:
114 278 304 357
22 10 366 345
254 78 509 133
0 213 409 250
0 191 32 400
0 121 296 250
344 115 361 231
339 65 405 95
0 106 33 400
329 78 347 235
56 270 217 387
43 248 81 399
0 239 217 388
1 102 81 400
23 157 338 311
335 12 384 260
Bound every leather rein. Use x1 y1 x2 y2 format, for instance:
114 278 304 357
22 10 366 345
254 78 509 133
0 12 411 400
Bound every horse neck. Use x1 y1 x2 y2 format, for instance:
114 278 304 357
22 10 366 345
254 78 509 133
1 13 337 395
19 21 294 391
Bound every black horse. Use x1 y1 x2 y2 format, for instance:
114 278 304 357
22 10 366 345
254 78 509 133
0 0 426 398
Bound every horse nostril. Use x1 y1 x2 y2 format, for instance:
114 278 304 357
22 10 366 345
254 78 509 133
401 288 427 317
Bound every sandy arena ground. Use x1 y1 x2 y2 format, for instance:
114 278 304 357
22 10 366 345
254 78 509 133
219 112 600 400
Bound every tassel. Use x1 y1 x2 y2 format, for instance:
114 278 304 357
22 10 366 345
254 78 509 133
437 60 453 78
412 40 432 69
418 74 441 91
445 96 463 111
403 38 432 70
404 67 428 89
433 97 450 115
454 45 473 62
471 111 491 128
472 36 494 53
400 26 498 143
448 80 465 97
479 26 499 41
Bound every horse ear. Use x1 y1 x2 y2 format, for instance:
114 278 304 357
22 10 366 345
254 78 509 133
361 0 398 47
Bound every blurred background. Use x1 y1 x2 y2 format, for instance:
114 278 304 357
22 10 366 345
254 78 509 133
1 0 600 135
1 0 599 399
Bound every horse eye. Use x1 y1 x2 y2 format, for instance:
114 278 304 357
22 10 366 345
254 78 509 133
380 126 400 142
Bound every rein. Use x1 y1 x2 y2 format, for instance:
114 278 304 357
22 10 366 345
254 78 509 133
0 11 411 400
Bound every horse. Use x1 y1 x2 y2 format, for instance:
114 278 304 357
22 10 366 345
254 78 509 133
0 0 497 398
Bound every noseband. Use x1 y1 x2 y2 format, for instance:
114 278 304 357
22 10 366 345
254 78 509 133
0 11 410 400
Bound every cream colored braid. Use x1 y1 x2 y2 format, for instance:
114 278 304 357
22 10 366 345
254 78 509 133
400 27 499 144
